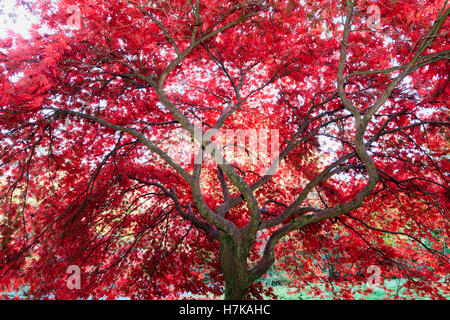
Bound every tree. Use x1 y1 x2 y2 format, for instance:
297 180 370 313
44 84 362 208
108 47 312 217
0 0 448 300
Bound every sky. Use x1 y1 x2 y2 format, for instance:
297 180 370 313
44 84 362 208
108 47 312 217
0 0 38 39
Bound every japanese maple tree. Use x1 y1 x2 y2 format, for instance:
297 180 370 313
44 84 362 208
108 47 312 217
0 0 449 300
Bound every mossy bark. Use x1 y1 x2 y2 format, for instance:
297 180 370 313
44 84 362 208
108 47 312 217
219 233 249 300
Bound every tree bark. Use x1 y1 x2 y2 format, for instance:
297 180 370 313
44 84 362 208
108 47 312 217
219 232 249 300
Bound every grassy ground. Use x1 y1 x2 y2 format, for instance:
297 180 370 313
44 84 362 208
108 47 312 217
269 280 417 300
253 265 449 300
181 278 448 300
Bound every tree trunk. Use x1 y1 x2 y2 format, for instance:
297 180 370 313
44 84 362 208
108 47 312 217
219 233 249 300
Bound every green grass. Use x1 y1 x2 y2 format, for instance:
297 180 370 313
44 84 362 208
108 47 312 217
257 264 449 300
269 279 411 300
266 277 450 300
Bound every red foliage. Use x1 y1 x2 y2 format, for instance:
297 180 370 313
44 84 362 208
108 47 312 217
0 0 448 299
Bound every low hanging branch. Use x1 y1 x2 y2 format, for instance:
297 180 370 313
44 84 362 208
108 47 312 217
0 0 449 300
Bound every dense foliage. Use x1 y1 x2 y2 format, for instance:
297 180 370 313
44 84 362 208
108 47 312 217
0 0 448 299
